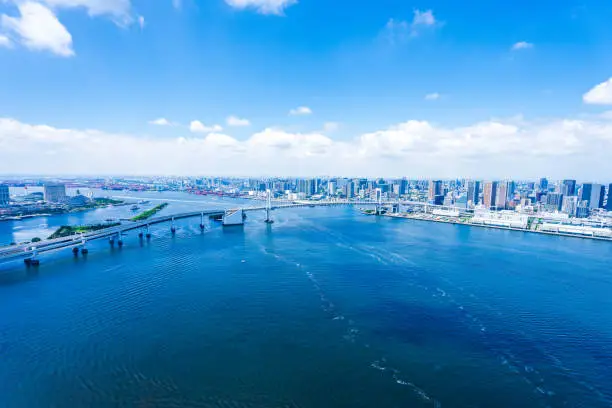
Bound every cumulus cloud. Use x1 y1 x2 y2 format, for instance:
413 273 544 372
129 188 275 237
383 9 441 43
190 120 223 133
425 93 440 101
512 41 534 51
40 0 134 25
138 15 144 29
583 77 612 105
1 2 74 57
2 114 612 178
0 34 11 47
289 106 312 116
224 0 297 15
226 115 251 127
323 122 340 132
149 118 174 126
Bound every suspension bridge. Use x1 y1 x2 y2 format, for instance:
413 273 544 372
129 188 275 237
0 190 468 266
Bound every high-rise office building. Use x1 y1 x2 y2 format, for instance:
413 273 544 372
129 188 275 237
562 180 576 196
496 182 508 210
581 183 604 209
607 184 612 211
344 181 355 198
483 181 498 210
562 196 578 216
428 180 443 203
545 193 564 211
0 184 9 205
539 178 549 191
43 183 67 203
327 180 337 196
398 178 408 196
467 180 480 206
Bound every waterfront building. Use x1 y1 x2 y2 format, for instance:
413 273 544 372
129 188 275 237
576 201 590 218
562 180 577 196
483 181 498 210
328 180 337 196
467 180 480 206
43 183 67 203
0 184 9 206
539 178 549 191
428 180 444 205
607 184 612 211
561 196 578 216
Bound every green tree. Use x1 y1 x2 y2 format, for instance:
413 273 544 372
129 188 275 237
31 237 42 243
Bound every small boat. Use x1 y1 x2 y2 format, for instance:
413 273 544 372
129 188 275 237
138 200 150 204
131 205 140 211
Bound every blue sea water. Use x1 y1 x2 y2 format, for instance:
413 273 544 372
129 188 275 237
1 192 611 407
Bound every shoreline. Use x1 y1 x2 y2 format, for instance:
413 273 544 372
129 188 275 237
382 213 612 242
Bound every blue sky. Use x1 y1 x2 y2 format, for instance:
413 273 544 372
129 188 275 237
1 0 612 179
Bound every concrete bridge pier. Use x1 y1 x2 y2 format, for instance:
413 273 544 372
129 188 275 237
200 212 205 230
24 248 40 266
264 189 274 224
171 217 177 234
145 224 152 239
117 233 123 248
81 240 89 255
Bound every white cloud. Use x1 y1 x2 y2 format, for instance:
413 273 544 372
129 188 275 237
412 9 436 27
40 0 134 25
0 34 11 47
383 9 440 43
224 0 297 15
172 0 182 9
323 122 340 132
190 120 223 133
583 77 612 105
3 113 612 178
1 2 74 57
226 115 251 127
289 106 312 116
149 118 173 126
512 41 534 51
138 15 144 29
425 92 440 101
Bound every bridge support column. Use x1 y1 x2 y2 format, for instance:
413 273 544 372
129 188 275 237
200 212 205 230
171 217 176 234
146 224 151 239
264 189 274 224
81 240 89 255
117 233 123 247
25 248 40 266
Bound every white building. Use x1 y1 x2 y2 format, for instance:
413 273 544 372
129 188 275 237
471 209 529 229
44 183 67 203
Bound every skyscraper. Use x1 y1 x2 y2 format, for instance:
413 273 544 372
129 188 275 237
562 196 578 216
545 193 564 211
0 184 9 206
607 184 612 211
496 183 508 210
539 178 549 191
344 181 355 198
428 180 443 201
398 178 408 196
467 180 480 206
483 181 498 210
562 179 576 196
581 183 604 209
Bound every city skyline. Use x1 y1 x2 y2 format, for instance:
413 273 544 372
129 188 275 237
2 0 612 177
